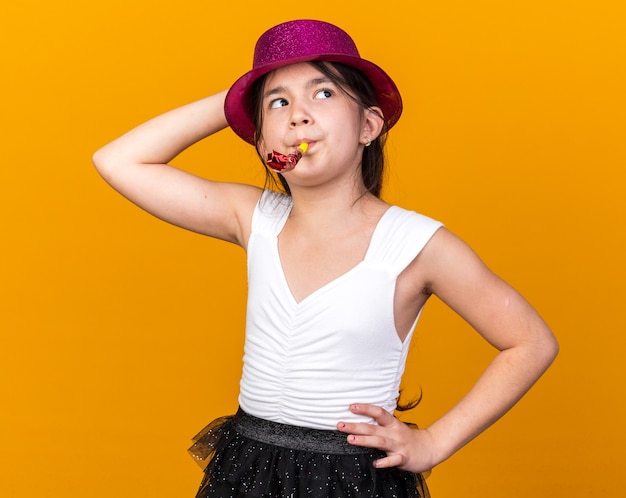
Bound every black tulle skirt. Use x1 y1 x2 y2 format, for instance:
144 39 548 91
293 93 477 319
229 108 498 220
189 408 430 498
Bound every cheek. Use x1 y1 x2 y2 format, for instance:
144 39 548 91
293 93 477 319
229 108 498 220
258 123 282 151
256 139 268 158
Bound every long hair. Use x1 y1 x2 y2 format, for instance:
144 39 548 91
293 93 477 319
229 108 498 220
250 61 389 198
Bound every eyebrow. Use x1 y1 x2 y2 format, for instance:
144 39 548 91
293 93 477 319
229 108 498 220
263 77 334 100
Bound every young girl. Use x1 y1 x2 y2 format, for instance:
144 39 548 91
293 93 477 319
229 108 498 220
93 19 558 498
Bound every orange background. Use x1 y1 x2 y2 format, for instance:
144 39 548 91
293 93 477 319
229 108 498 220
1 1 624 496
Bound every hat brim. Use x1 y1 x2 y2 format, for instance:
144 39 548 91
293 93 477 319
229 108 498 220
224 54 403 145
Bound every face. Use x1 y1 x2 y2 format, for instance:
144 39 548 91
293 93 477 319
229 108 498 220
258 62 372 188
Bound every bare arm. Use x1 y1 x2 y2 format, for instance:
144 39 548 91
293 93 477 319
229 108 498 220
92 90 261 246
339 228 558 473
418 228 558 462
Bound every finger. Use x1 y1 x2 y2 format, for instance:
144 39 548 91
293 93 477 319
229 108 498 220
349 404 396 426
346 433 388 450
373 453 404 469
336 421 379 435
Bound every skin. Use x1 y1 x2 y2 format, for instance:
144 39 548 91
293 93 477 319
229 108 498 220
93 62 558 475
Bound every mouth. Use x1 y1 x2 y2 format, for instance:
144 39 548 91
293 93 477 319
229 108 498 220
295 140 314 150
266 142 309 172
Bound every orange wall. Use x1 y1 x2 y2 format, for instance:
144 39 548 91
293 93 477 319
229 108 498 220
1 1 624 496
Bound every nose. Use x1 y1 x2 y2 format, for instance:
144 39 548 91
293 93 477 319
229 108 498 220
289 100 312 127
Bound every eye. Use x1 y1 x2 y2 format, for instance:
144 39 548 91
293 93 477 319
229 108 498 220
269 98 288 109
315 88 333 99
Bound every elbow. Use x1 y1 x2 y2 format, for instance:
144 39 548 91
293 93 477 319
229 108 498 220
548 334 560 362
538 331 559 371
92 146 118 183
92 147 108 176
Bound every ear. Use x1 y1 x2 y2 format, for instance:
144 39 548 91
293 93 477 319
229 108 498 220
360 106 385 145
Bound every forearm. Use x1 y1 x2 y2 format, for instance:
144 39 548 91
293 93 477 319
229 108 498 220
425 335 558 466
93 90 229 171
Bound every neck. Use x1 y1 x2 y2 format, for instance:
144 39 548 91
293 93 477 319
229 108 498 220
287 183 385 229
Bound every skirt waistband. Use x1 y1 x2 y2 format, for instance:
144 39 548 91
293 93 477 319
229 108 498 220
232 409 371 455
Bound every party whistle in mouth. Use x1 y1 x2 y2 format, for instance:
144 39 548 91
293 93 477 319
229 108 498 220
266 143 308 172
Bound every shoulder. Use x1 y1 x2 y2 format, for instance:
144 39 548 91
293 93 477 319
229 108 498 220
367 204 443 274
251 189 293 223
379 204 444 249
417 226 498 296
243 189 293 246
257 189 292 211
386 205 443 231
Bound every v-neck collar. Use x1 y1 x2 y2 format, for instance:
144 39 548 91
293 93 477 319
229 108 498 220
273 205 396 306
